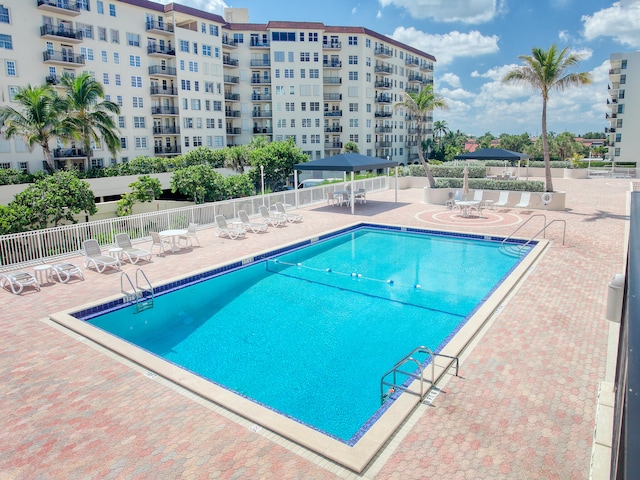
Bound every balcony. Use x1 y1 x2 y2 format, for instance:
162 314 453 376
408 73 426 83
324 110 342 117
226 127 241 135
224 75 239 84
155 146 181 155
151 106 179 115
37 0 80 16
225 109 241 118
153 126 180 135
375 111 392 118
223 56 239 67
46 74 60 85
374 64 392 75
323 60 342 68
324 126 342 133
53 147 89 158
606 113 618 120
252 111 272 118
251 93 272 102
222 37 237 48
250 59 271 67
323 41 342 49
374 46 393 58
43 50 85 66
145 20 174 35
323 76 342 84
375 80 392 89
323 93 342 101
148 65 176 76
249 39 270 48
420 62 434 72
405 87 420 95
150 86 178 96
376 141 392 148
253 127 273 134
147 44 175 57
40 24 83 42
375 126 393 133
224 92 240 101
405 58 419 68
375 95 392 104
251 76 270 85
405 141 418 147
324 142 343 150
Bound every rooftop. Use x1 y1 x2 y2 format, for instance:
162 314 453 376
0 177 627 478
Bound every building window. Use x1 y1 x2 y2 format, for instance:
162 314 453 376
189 61 198 72
349 36 358 45
130 76 142 87
98 27 107 41
0 4 10 23
103 73 109 84
5 60 15 76
621 59 627 69
133 116 146 128
349 102 358 112
181 79 191 90
97 1 103 14
349 71 358 81
620 74 626 85
118 116 125 128
110 29 119 44
113 52 119 64
213 101 222 111
116 95 123 106
109 3 116 16
0 34 13 50
210 25 218 36
120 137 127 149
80 47 94 61
366 38 371 48
129 55 141 67
191 99 201 110
203 45 211 57
233 33 244 44
309 69 319 79
193 42 198 54
300 52 310 62
127 33 140 47
132 96 143 108
115 74 121 86
101 50 107 63
179 40 189 52
134 137 147 149
310 102 319 111
349 55 358 64
184 118 193 128
193 136 202 147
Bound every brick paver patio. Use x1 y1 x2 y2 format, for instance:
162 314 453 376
0 177 628 479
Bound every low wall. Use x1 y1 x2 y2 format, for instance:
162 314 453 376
423 187 566 211
80 199 194 222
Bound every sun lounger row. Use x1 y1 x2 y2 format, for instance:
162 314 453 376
1 262 85 294
215 203 302 240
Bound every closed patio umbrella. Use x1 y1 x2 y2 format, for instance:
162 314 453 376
462 165 469 200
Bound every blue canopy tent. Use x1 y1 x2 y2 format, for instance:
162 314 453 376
294 153 399 214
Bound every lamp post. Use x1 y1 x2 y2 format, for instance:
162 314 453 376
260 164 265 205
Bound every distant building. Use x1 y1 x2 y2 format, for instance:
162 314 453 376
608 52 640 162
0 2 436 173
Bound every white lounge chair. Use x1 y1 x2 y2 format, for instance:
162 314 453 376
514 192 531 211
51 263 84 283
274 202 302 223
150 231 172 255
0 271 40 294
237 210 268 233
179 223 200 247
82 239 120 272
493 191 510 209
473 189 484 204
258 206 285 227
214 215 246 240
115 233 152 264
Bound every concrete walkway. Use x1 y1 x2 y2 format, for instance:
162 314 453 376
0 177 629 479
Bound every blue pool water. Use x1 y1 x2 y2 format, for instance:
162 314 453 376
85 226 531 443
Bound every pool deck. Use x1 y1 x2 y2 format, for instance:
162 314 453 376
0 177 629 479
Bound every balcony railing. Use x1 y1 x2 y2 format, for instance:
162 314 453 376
374 64 392 75
224 75 239 84
324 110 342 117
251 77 271 84
225 109 241 118
252 111 272 118
43 50 85 65
148 65 176 76
375 126 393 133
40 24 83 41
223 57 239 67
53 147 90 158
375 111 392 118
221 37 237 48
226 128 241 135
374 46 393 57
323 77 342 84
250 59 271 67
153 126 180 135
323 93 342 101
249 39 270 48
405 58 419 68
37 0 80 14
151 106 179 115
147 44 175 56
376 141 392 148
375 80 392 89
324 143 343 149
375 95 392 103
253 127 273 134
145 20 174 34
420 62 434 72
154 146 181 155
323 61 342 68
251 93 272 101
224 93 240 101
322 41 342 49
150 86 178 96
324 126 342 133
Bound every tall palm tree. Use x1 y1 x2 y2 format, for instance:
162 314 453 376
61 72 121 168
432 120 449 151
396 84 448 188
0 85 71 172
502 45 592 192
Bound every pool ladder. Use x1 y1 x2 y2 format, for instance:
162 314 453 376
120 268 154 313
380 346 459 404
500 214 566 257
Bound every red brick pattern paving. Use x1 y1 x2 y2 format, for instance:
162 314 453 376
0 178 628 479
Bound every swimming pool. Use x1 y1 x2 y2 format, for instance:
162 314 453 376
51 223 545 472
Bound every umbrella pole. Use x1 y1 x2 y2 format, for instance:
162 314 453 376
351 171 355 215
294 170 299 209
395 166 398 203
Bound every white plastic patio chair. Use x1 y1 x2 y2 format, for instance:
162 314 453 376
274 202 302 223
51 263 84 283
115 233 152 264
150 231 172 256
493 191 510 209
514 192 531 211
179 223 200 247
0 271 40 294
214 215 246 240
237 210 268 233
258 206 285 227
82 239 120 272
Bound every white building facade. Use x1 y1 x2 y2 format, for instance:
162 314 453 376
608 52 640 163
0 1 435 172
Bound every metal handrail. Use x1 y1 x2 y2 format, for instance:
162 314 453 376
501 214 547 246
380 346 460 403
120 271 138 303
518 219 567 251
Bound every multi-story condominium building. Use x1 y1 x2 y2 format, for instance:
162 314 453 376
0 1 435 173
607 52 639 163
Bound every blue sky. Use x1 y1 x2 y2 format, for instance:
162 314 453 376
163 0 640 137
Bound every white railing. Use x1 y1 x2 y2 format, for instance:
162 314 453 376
0 177 388 271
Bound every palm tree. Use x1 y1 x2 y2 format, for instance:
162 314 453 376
502 45 592 192
432 120 449 152
0 85 71 172
396 84 448 188
61 72 121 168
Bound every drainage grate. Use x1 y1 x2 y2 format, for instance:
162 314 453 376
248 424 262 433
423 387 443 406
144 371 157 379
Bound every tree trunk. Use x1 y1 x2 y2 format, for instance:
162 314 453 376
42 145 55 173
417 130 435 188
541 97 554 192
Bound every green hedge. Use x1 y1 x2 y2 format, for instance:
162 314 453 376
434 178 545 192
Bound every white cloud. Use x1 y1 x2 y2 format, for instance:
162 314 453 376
439 73 462 88
377 10 383 18
582 0 640 47
352 7 358 14
558 30 570 42
155 0 228 15
391 27 499 66
378 0 505 24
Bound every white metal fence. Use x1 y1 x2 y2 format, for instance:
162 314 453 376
0 176 389 271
